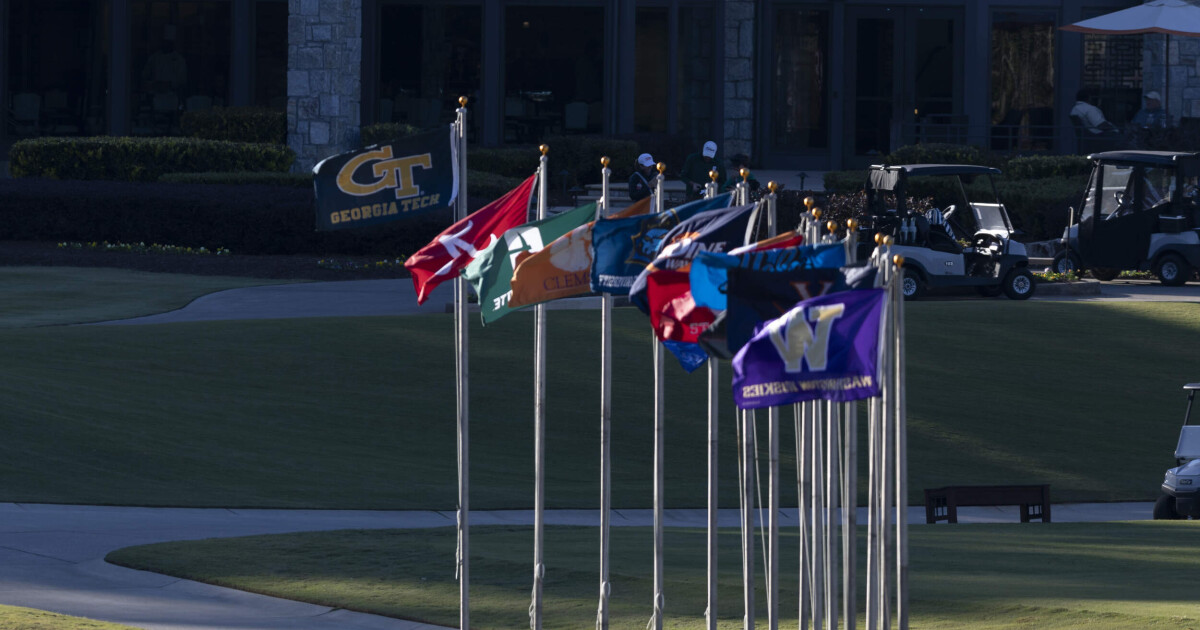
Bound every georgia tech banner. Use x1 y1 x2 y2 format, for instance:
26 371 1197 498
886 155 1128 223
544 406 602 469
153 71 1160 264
313 126 459 231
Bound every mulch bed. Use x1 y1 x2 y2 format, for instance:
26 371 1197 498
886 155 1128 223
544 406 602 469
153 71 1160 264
0 241 411 281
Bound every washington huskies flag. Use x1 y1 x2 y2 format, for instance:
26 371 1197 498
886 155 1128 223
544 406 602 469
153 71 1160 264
732 288 885 409
404 174 536 305
314 127 459 231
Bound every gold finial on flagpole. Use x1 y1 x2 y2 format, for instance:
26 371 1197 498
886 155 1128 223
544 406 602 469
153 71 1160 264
804 196 814 210
709 168 719 182
847 218 859 230
875 233 884 245
768 181 778 193
827 221 838 233
893 254 905 267
459 96 468 107
883 236 894 246
601 156 610 167
740 167 749 182
657 162 667 174
812 208 822 220
539 144 549 156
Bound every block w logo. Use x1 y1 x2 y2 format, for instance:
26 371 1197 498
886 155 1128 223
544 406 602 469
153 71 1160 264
766 303 846 372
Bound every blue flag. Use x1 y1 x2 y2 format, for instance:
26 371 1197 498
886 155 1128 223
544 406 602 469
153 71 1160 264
590 193 733 295
733 288 886 409
689 243 847 312
627 202 760 314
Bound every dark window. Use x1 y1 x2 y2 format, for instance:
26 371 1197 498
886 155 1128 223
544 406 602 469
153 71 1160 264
377 4 482 130
254 0 287 110
131 1 231 136
677 5 714 146
7 0 107 136
771 8 829 151
635 7 669 134
990 11 1056 151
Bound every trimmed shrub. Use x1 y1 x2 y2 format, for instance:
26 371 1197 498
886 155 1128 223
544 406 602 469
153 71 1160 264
466 170 526 201
995 175 1087 242
1127 124 1200 152
360 122 423 146
1005 154 1092 179
469 146 542 180
9 137 294 182
180 107 286 144
822 170 866 194
160 171 311 188
541 135 641 189
885 143 1000 167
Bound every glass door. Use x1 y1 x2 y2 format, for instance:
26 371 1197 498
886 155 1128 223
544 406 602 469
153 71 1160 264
843 7 962 168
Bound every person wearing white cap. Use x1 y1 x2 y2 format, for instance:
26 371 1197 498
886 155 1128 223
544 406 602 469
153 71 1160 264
628 153 656 202
1133 91 1167 129
679 140 726 199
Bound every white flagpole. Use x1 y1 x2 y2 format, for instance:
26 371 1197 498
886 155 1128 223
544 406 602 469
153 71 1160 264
741 409 755 630
597 156 613 630
651 162 666 630
893 252 910 630
453 96 471 630
704 168 720 630
843 219 861 630
763 177 780 630
531 144 549 630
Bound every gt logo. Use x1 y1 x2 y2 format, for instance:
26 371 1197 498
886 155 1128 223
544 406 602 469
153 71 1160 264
766 303 846 372
336 146 433 199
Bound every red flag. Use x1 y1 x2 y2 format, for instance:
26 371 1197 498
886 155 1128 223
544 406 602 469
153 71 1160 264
404 175 536 304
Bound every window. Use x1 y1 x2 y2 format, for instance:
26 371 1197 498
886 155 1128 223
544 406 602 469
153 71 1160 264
990 11 1056 151
635 7 669 133
377 4 482 129
771 8 829 152
254 1 287 110
676 5 715 146
131 1 231 136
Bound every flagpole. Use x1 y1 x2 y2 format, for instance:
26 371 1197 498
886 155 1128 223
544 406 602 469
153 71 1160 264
651 162 666 630
844 219 861 630
531 144 549 630
597 155 613 630
453 96 471 630
894 252 909 630
704 168 720 630
762 177 781 630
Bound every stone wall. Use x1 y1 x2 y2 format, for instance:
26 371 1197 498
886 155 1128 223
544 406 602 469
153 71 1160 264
287 0 361 173
723 0 754 160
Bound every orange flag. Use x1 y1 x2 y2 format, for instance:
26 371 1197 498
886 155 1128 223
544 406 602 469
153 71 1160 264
508 196 652 308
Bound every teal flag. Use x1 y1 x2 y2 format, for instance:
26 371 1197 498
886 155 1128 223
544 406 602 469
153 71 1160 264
463 202 598 324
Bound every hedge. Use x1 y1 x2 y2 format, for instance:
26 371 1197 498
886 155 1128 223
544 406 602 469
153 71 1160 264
9 137 294 182
180 107 287 144
1004 154 1092 179
884 143 1001 167
360 122 423 146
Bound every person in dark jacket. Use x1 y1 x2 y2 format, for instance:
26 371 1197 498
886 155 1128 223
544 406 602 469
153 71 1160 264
679 140 726 199
629 153 656 201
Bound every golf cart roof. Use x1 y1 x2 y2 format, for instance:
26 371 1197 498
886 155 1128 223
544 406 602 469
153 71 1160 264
869 163 1001 178
1185 383 1200 390
1087 150 1200 166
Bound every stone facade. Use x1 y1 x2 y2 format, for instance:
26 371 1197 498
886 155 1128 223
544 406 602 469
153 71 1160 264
723 0 754 160
287 0 361 172
1144 33 1200 121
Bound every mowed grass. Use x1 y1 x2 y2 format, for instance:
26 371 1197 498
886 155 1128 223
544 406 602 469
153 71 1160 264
0 296 1197 507
0 266 295 327
0 604 138 629
107 521 1200 629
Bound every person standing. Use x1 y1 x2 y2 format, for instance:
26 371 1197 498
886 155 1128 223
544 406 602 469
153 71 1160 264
629 153 656 202
679 140 726 199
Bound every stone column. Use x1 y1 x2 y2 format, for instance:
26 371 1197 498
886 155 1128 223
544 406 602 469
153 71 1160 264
288 0 361 173
723 0 754 159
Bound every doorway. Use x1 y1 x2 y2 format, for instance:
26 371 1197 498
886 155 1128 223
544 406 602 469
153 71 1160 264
843 6 962 168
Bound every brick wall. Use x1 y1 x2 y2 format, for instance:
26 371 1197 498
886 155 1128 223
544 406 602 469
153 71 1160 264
287 0 361 172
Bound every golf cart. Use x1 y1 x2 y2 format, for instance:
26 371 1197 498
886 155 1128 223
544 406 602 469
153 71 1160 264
1155 383 1200 520
1051 150 1200 285
858 164 1035 300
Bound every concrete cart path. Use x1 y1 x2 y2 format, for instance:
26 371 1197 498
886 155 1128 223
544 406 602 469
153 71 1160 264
0 501 1154 630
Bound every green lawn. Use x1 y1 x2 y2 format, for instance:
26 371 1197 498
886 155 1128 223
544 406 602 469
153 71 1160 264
0 293 1196 507
107 521 1200 629
0 605 138 629
0 266 295 327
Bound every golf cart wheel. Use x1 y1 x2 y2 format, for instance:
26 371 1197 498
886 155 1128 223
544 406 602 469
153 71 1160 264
1001 268 1035 300
1051 251 1081 274
1154 493 1183 520
1090 267 1120 281
901 268 925 300
1155 253 1192 286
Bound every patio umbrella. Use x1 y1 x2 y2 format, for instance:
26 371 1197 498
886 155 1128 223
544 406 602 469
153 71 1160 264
1061 0 1200 124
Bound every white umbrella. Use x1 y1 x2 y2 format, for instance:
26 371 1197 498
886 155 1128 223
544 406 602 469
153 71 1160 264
1061 0 1200 124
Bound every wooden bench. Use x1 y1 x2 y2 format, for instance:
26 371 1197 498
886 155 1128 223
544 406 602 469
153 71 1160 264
923 485 1051 524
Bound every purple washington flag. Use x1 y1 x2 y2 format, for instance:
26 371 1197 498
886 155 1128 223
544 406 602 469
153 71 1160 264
732 288 886 409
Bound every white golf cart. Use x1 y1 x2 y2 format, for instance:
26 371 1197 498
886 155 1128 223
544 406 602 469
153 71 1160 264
1052 150 1200 285
1156 383 1200 520
859 164 1035 300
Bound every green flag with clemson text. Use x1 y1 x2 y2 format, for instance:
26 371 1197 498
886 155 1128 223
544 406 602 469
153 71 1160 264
462 202 598 325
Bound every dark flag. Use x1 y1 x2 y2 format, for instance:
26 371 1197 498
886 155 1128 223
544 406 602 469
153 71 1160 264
733 288 886 409
314 127 459 231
